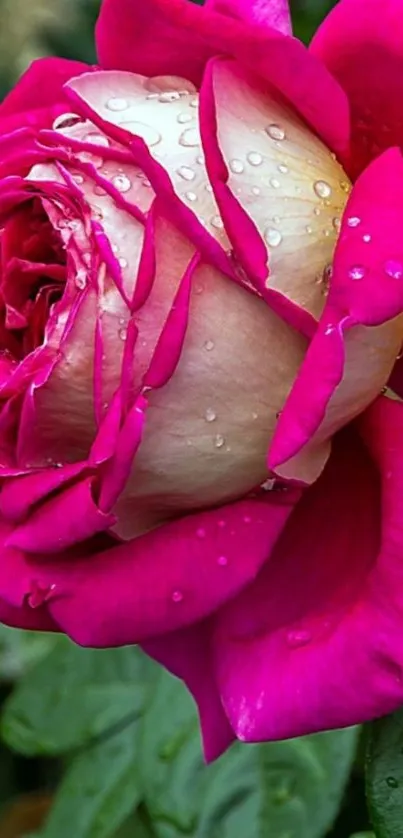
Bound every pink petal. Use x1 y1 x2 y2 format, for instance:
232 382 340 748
0 58 90 119
143 623 235 761
0 493 299 646
6 477 116 554
0 462 87 524
0 597 59 632
205 0 291 35
311 0 403 177
213 422 403 741
96 0 349 156
269 148 403 482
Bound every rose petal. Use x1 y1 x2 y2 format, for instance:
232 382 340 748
206 0 291 35
311 0 403 177
213 428 402 742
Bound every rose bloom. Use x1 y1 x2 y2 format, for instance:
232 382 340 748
0 0 402 759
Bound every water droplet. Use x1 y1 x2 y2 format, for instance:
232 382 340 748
93 184 107 196
278 163 289 174
185 190 197 202
349 265 366 280
205 407 217 422
196 155 204 166
84 132 110 147
190 97 198 108
179 127 199 147
119 327 128 341
314 207 321 216
106 96 129 111
204 339 215 351
112 174 132 193
387 777 399 789
333 216 341 231
270 178 280 189
363 234 372 243
118 257 128 268
251 186 261 196
90 204 104 220
252 411 258 420
75 269 87 290
266 124 285 141
264 227 282 248
243 515 252 523
72 174 84 184
211 215 224 230
28 581 56 609
286 629 312 648
314 180 332 199
385 259 403 279
120 121 161 146
229 158 244 174
177 112 193 124
218 520 226 528
53 113 83 131
196 527 206 538
247 152 263 167
306 225 313 234
347 216 361 228
340 180 351 193
159 90 181 102
261 478 276 491
215 434 225 448
217 555 228 566
177 165 195 181
325 324 334 335
172 590 183 603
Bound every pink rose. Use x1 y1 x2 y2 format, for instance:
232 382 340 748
0 0 403 760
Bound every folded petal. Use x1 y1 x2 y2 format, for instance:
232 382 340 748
269 148 403 482
311 0 403 176
143 623 235 761
96 0 349 156
0 493 299 646
213 422 403 741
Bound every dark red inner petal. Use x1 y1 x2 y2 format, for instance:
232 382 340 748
0 199 67 360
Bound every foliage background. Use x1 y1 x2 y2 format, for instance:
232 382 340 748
0 0 387 836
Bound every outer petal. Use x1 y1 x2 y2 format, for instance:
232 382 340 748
96 0 350 156
143 624 235 762
0 493 299 647
311 0 403 176
269 148 403 482
0 57 90 119
213 416 403 742
205 0 291 35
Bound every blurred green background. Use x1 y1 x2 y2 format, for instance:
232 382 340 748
0 2 381 838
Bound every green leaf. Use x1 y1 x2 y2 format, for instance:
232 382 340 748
366 709 403 838
349 833 375 837
0 625 56 682
40 724 142 838
139 666 358 838
1 639 154 756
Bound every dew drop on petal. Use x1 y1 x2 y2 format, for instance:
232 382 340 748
53 112 83 131
269 178 280 189
204 339 215 351
214 434 225 448
217 555 228 566
106 96 129 111
72 174 84 184
211 215 224 230
75 269 87 290
205 407 217 422
261 477 276 491
229 158 245 174
347 216 361 228
177 112 193 124
172 590 184 603
251 186 261 196
278 163 289 174
185 191 197 202
363 234 372 243
348 265 366 280
179 127 200 147
247 151 263 166
112 174 132 193
196 527 206 538
119 327 128 341
314 180 332 199
332 217 341 231
84 132 110 147
385 259 403 279
118 257 128 268
120 121 161 147
266 123 285 141
243 515 252 523
158 90 181 102
177 165 195 181
264 228 282 248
